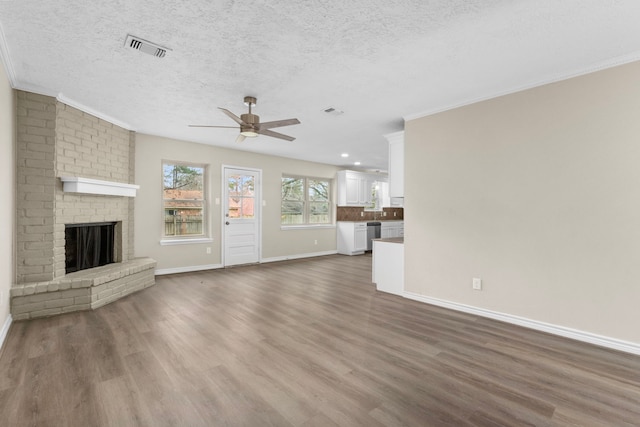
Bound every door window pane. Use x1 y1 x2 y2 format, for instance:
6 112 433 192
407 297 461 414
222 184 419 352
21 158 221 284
228 174 255 219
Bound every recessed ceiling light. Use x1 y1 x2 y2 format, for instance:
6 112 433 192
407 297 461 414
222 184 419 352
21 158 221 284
354 161 361 166
341 153 349 158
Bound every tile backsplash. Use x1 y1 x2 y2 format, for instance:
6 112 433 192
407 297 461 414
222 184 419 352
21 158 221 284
336 206 404 221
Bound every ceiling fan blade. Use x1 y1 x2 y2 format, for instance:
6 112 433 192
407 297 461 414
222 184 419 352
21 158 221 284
188 125 239 128
218 107 244 125
257 128 295 141
258 118 300 130
235 134 246 143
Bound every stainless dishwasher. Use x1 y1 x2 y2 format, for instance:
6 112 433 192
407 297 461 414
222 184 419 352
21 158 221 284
366 221 381 251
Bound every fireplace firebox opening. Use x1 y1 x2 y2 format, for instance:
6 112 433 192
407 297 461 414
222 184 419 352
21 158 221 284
65 222 118 274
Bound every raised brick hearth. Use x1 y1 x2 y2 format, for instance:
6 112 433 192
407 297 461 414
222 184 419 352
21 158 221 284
11 258 156 320
12 91 156 319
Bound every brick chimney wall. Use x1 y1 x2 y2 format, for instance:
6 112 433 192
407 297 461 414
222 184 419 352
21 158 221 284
15 91 136 284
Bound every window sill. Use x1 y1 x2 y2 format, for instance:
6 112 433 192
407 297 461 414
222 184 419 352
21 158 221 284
160 237 214 246
280 224 336 230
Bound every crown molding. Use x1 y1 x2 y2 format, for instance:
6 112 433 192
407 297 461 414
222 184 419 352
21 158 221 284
383 130 404 143
57 93 134 131
404 51 640 122
0 23 17 87
11 81 58 98
6 86 135 131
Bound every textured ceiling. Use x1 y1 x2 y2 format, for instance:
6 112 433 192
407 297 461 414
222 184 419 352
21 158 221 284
2 1 640 170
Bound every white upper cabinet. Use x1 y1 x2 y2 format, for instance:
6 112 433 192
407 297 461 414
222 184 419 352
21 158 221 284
385 131 404 200
343 171 367 205
337 170 388 208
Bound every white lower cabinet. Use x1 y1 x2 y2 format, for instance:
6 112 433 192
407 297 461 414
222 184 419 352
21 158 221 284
372 239 404 296
337 222 368 255
338 221 403 255
381 221 404 239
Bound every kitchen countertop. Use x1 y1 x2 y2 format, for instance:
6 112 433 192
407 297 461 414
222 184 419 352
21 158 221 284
336 220 403 223
373 237 404 244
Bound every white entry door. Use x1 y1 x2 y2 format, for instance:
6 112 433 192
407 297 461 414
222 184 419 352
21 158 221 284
223 167 261 266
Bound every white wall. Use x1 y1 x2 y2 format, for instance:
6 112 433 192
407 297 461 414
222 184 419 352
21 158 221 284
135 134 339 271
405 60 640 345
0 58 15 338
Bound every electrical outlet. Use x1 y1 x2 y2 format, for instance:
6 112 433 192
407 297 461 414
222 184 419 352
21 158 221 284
472 278 482 290
383 212 387 216
394 212 397 217
314 239 318 245
360 211 364 217
206 247 211 254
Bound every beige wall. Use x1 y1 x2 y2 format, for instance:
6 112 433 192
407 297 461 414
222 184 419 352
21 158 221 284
405 61 640 344
0 60 15 327
135 134 339 271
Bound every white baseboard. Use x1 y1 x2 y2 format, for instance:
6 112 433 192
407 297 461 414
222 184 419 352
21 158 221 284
0 314 12 353
155 263 223 276
403 291 640 356
261 250 338 264
155 251 338 275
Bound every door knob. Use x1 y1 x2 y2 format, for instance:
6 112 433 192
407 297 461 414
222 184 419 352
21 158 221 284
225 221 230 225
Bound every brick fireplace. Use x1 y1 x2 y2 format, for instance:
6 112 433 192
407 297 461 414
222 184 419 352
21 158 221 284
65 221 117 274
11 91 155 320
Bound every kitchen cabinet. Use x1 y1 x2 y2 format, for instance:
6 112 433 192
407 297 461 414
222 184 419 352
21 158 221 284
337 222 368 255
381 221 404 239
372 238 404 296
337 170 388 207
344 171 369 205
385 131 404 203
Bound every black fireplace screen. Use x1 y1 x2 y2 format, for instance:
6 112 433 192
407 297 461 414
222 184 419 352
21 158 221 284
65 222 116 274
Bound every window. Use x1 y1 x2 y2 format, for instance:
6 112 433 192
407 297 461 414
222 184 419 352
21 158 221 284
163 162 206 238
281 176 331 225
227 173 255 219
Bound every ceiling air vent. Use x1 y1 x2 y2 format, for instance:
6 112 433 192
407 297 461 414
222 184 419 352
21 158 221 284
323 107 344 116
124 34 171 58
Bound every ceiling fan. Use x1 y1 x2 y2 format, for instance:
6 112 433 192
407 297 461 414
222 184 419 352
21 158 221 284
189 96 300 143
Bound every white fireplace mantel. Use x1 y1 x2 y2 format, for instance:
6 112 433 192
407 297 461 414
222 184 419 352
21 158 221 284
60 176 140 197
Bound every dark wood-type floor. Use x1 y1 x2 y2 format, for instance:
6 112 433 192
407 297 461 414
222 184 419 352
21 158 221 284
1 254 639 426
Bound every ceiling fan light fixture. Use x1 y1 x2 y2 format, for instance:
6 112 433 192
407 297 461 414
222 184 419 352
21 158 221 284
240 127 258 137
190 97 299 142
